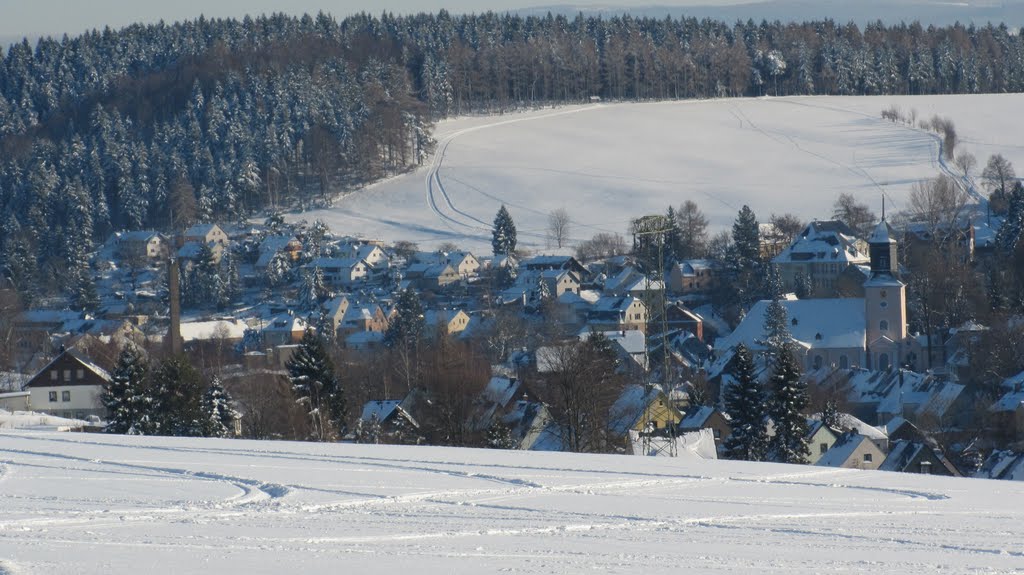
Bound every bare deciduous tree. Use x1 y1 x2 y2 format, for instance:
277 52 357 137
575 232 627 262
770 213 805 243
547 207 571 249
954 151 977 178
832 193 877 238
676 200 709 258
982 154 1017 214
907 175 969 243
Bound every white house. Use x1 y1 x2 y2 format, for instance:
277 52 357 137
23 348 111 420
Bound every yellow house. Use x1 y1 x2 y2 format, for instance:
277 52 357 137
608 385 683 443
425 309 471 337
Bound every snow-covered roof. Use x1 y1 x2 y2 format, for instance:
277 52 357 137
360 400 401 422
810 412 887 440
773 221 868 265
815 431 872 467
118 230 163 242
179 319 248 342
678 405 716 430
580 329 646 356
990 388 1024 413
479 376 524 408
184 223 222 237
608 384 662 438
869 220 895 244
713 298 866 352
975 451 1024 481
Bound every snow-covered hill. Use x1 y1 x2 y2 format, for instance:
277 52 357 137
1 431 1021 573
297 94 1024 254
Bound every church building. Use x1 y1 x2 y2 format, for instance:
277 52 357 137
714 217 918 373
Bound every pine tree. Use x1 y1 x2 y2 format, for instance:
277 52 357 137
71 262 100 313
722 344 769 461
767 346 810 464
732 205 761 270
201 377 240 438
102 342 152 434
492 205 517 256
149 356 206 437
762 298 793 361
287 328 345 441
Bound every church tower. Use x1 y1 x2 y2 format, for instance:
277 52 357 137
863 219 907 370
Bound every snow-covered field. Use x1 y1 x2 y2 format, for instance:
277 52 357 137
1 431 1023 574
296 94 1024 253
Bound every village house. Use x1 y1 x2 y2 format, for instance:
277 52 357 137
804 419 841 465
677 406 732 455
587 296 648 334
307 257 370 287
338 305 390 337
539 269 581 298
182 223 229 247
424 309 471 338
815 430 886 470
341 243 390 273
608 384 684 448
117 231 169 262
23 348 111 420
177 240 225 265
772 221 869 297
668 260 714 294
255 236 303 272
320 296 352 335
261 315 309 347
444 251 481 277
879 440 962 476
405 263 460 291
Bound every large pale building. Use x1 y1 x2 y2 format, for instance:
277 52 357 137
716 218 914 373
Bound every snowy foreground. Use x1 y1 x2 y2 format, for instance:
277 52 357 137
1 432 1023 574
298 94 1024 252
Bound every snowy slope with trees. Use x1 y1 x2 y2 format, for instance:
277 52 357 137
1 431 1022 574
299 93 1024 253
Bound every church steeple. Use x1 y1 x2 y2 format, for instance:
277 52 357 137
868 219 898 277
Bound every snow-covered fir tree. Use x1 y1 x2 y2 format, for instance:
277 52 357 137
767 346 810 464
722 344 768 461
201 377 240 438
149 356 206 437
102 342 152 434
491 205 517 256
287 328 345 441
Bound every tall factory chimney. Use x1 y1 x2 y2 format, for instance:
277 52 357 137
168 258 183 355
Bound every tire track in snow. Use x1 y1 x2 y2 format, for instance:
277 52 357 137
424 105 605 237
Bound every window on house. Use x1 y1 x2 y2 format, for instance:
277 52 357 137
820 443 828 454
76 369 84 380
49 391 58 402
63 370 71 382
791 318 799 326
863 453 873 463
713 429 721 439
62 391 71 402
813 355 823 370
839 355 849 369
880 320 889 332
879 353 891 371
50 370 58 381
